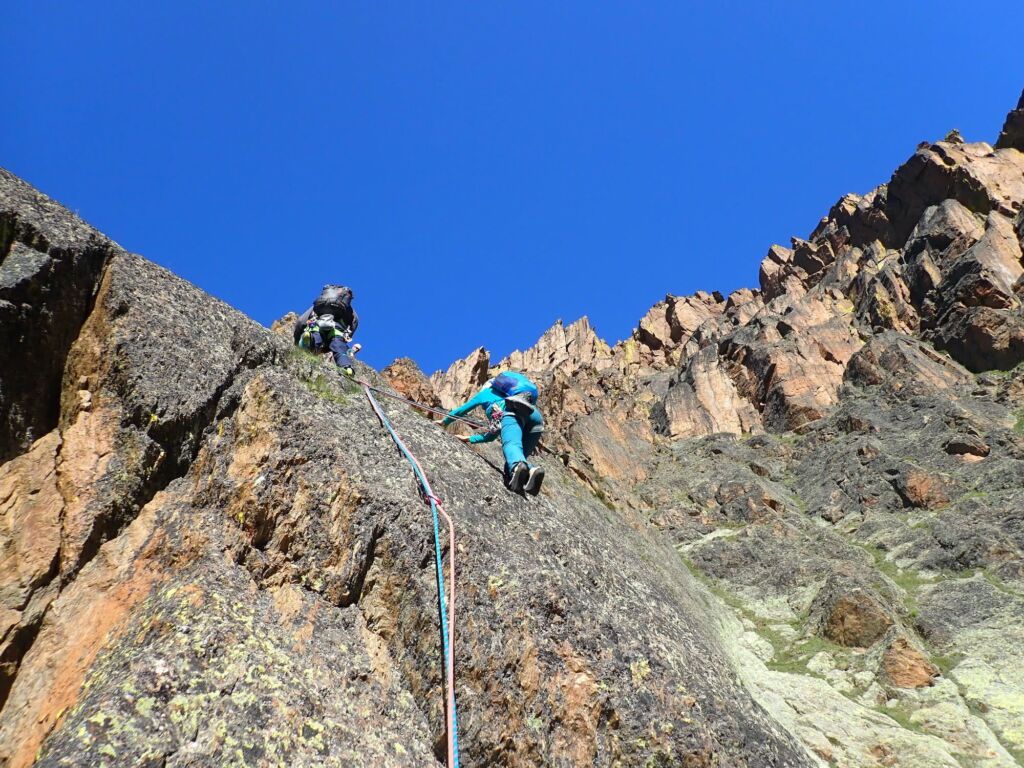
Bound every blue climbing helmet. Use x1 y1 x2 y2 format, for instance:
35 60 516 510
490 372 539 404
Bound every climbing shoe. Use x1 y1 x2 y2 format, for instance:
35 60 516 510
507 462 529 492
524 466 545 495
341 366 355 378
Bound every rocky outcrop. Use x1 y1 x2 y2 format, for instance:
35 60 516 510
429 346 489 409
639 339 1024 764
886 139 1024 243
1 172 815 767
658 344 759 437
0 433 62 706
430 98 1024 458
929 211 1024 370
500 317 613 377
417 94 1024 764
4 94 1024 768
629 291 725 370
0 170 118 464
382 357 443 412
660 291 863 437
995 89 1024 152
811 576 894 648
880 637 938 689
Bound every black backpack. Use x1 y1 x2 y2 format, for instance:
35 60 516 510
313 285 353 326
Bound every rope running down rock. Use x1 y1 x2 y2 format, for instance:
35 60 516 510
361 382 461 768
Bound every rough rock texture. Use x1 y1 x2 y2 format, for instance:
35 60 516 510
1 173 813 766
419 96 1024 766
501 317 613 376
382 358 443 413
0 170 118 463
430 346 490 410
4 96 1024 768
996 89 1024 152
880 637 938 689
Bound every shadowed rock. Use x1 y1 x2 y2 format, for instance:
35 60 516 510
995 88 1024 151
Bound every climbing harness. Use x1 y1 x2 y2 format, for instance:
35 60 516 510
485 407 504 437
361 383 461 768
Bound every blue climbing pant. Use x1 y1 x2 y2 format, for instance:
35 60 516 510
500 406 543 473
303 329 354 369
326 334 354 369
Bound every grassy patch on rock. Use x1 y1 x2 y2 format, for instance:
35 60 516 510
930 651 965 676
679 554 843 678
300 373 351 406
765 635 845 677
284 346 356 406
873 701 931 739
859 544 938 618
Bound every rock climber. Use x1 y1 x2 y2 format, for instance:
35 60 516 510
293 284 359 377
441 372 545 494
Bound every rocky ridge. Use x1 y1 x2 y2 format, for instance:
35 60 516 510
0 93 1022 767
1 170 813 766
386 92 1024 765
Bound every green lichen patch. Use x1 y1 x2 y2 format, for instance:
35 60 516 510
860 543 940 618
35 564 435 767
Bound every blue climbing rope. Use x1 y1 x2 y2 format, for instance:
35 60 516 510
362 383 461 768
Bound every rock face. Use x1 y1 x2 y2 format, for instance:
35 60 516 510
0 171 117 463
1 174 811 766
382 357 443 413
418 96 1024 766
3 95 1024 768
996 89 1024 152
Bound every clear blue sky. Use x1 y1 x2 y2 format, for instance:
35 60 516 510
6 3 1023 373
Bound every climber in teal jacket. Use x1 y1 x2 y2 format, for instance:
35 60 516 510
441 372 545 494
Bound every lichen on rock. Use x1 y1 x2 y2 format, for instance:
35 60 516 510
4 92 1024 767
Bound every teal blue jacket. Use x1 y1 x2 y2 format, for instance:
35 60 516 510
442 386 504 444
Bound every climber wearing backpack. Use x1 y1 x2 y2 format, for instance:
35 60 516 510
293 284 359 377
441 372 545 494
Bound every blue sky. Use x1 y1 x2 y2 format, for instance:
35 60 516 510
6 3 1023 373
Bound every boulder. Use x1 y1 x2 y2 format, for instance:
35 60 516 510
894 467 950 509
811 575 894 648
880 636 938 688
